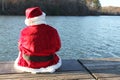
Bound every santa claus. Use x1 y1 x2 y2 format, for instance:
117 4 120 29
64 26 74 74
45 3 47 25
14 7 62 74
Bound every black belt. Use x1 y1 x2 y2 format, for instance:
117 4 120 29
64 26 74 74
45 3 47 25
23 53 54 62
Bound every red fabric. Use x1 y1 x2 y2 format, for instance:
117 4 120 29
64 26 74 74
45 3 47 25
18 24 61 68
25 7 42 19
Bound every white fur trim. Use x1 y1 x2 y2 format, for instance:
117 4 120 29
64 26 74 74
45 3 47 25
14 54 62 74
25 12 46 26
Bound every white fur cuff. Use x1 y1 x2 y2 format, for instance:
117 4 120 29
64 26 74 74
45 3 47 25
25 12 46 26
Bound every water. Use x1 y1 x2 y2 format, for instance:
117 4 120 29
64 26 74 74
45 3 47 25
0 16 120 61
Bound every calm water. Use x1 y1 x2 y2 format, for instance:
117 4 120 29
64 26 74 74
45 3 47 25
0 16 120 61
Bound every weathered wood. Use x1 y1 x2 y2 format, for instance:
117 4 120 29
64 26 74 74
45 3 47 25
57 59 86 72
0 61 23 74
79 58 120 80
0 60 94 80
99 77 120 80
0 72 95 80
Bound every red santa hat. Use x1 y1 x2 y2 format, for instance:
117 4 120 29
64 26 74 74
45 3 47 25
25 7 46 26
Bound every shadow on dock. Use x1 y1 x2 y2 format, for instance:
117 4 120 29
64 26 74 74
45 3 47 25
79 58 120 80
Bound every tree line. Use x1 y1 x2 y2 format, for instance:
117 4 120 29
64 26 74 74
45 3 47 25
101 6 120 15
0 0 101 16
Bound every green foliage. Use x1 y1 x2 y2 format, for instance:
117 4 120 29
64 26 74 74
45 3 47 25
93 0 101 9
85 0 101 10
85 0 101 15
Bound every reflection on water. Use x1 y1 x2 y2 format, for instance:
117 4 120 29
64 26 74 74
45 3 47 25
0 16 120 61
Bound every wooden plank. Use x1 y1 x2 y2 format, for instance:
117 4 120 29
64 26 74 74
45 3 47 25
99 77 120 80
91 69 120 77
79 58 120 79
0 60 94 80
81 63 120 70
0 72 94 80
0 61 22 74
57 59 86 72
79 58 120 66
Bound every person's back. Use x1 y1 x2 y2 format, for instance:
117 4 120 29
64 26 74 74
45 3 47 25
14 7 62 74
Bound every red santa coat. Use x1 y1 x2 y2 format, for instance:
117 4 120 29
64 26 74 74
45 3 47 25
15 24 62 73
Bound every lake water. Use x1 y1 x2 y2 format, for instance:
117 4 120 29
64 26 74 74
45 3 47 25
0 16 120 61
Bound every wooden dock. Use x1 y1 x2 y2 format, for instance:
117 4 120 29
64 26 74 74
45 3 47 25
0 58 120 80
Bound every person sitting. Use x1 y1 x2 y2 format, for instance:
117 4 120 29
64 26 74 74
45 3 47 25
14 7 62 74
